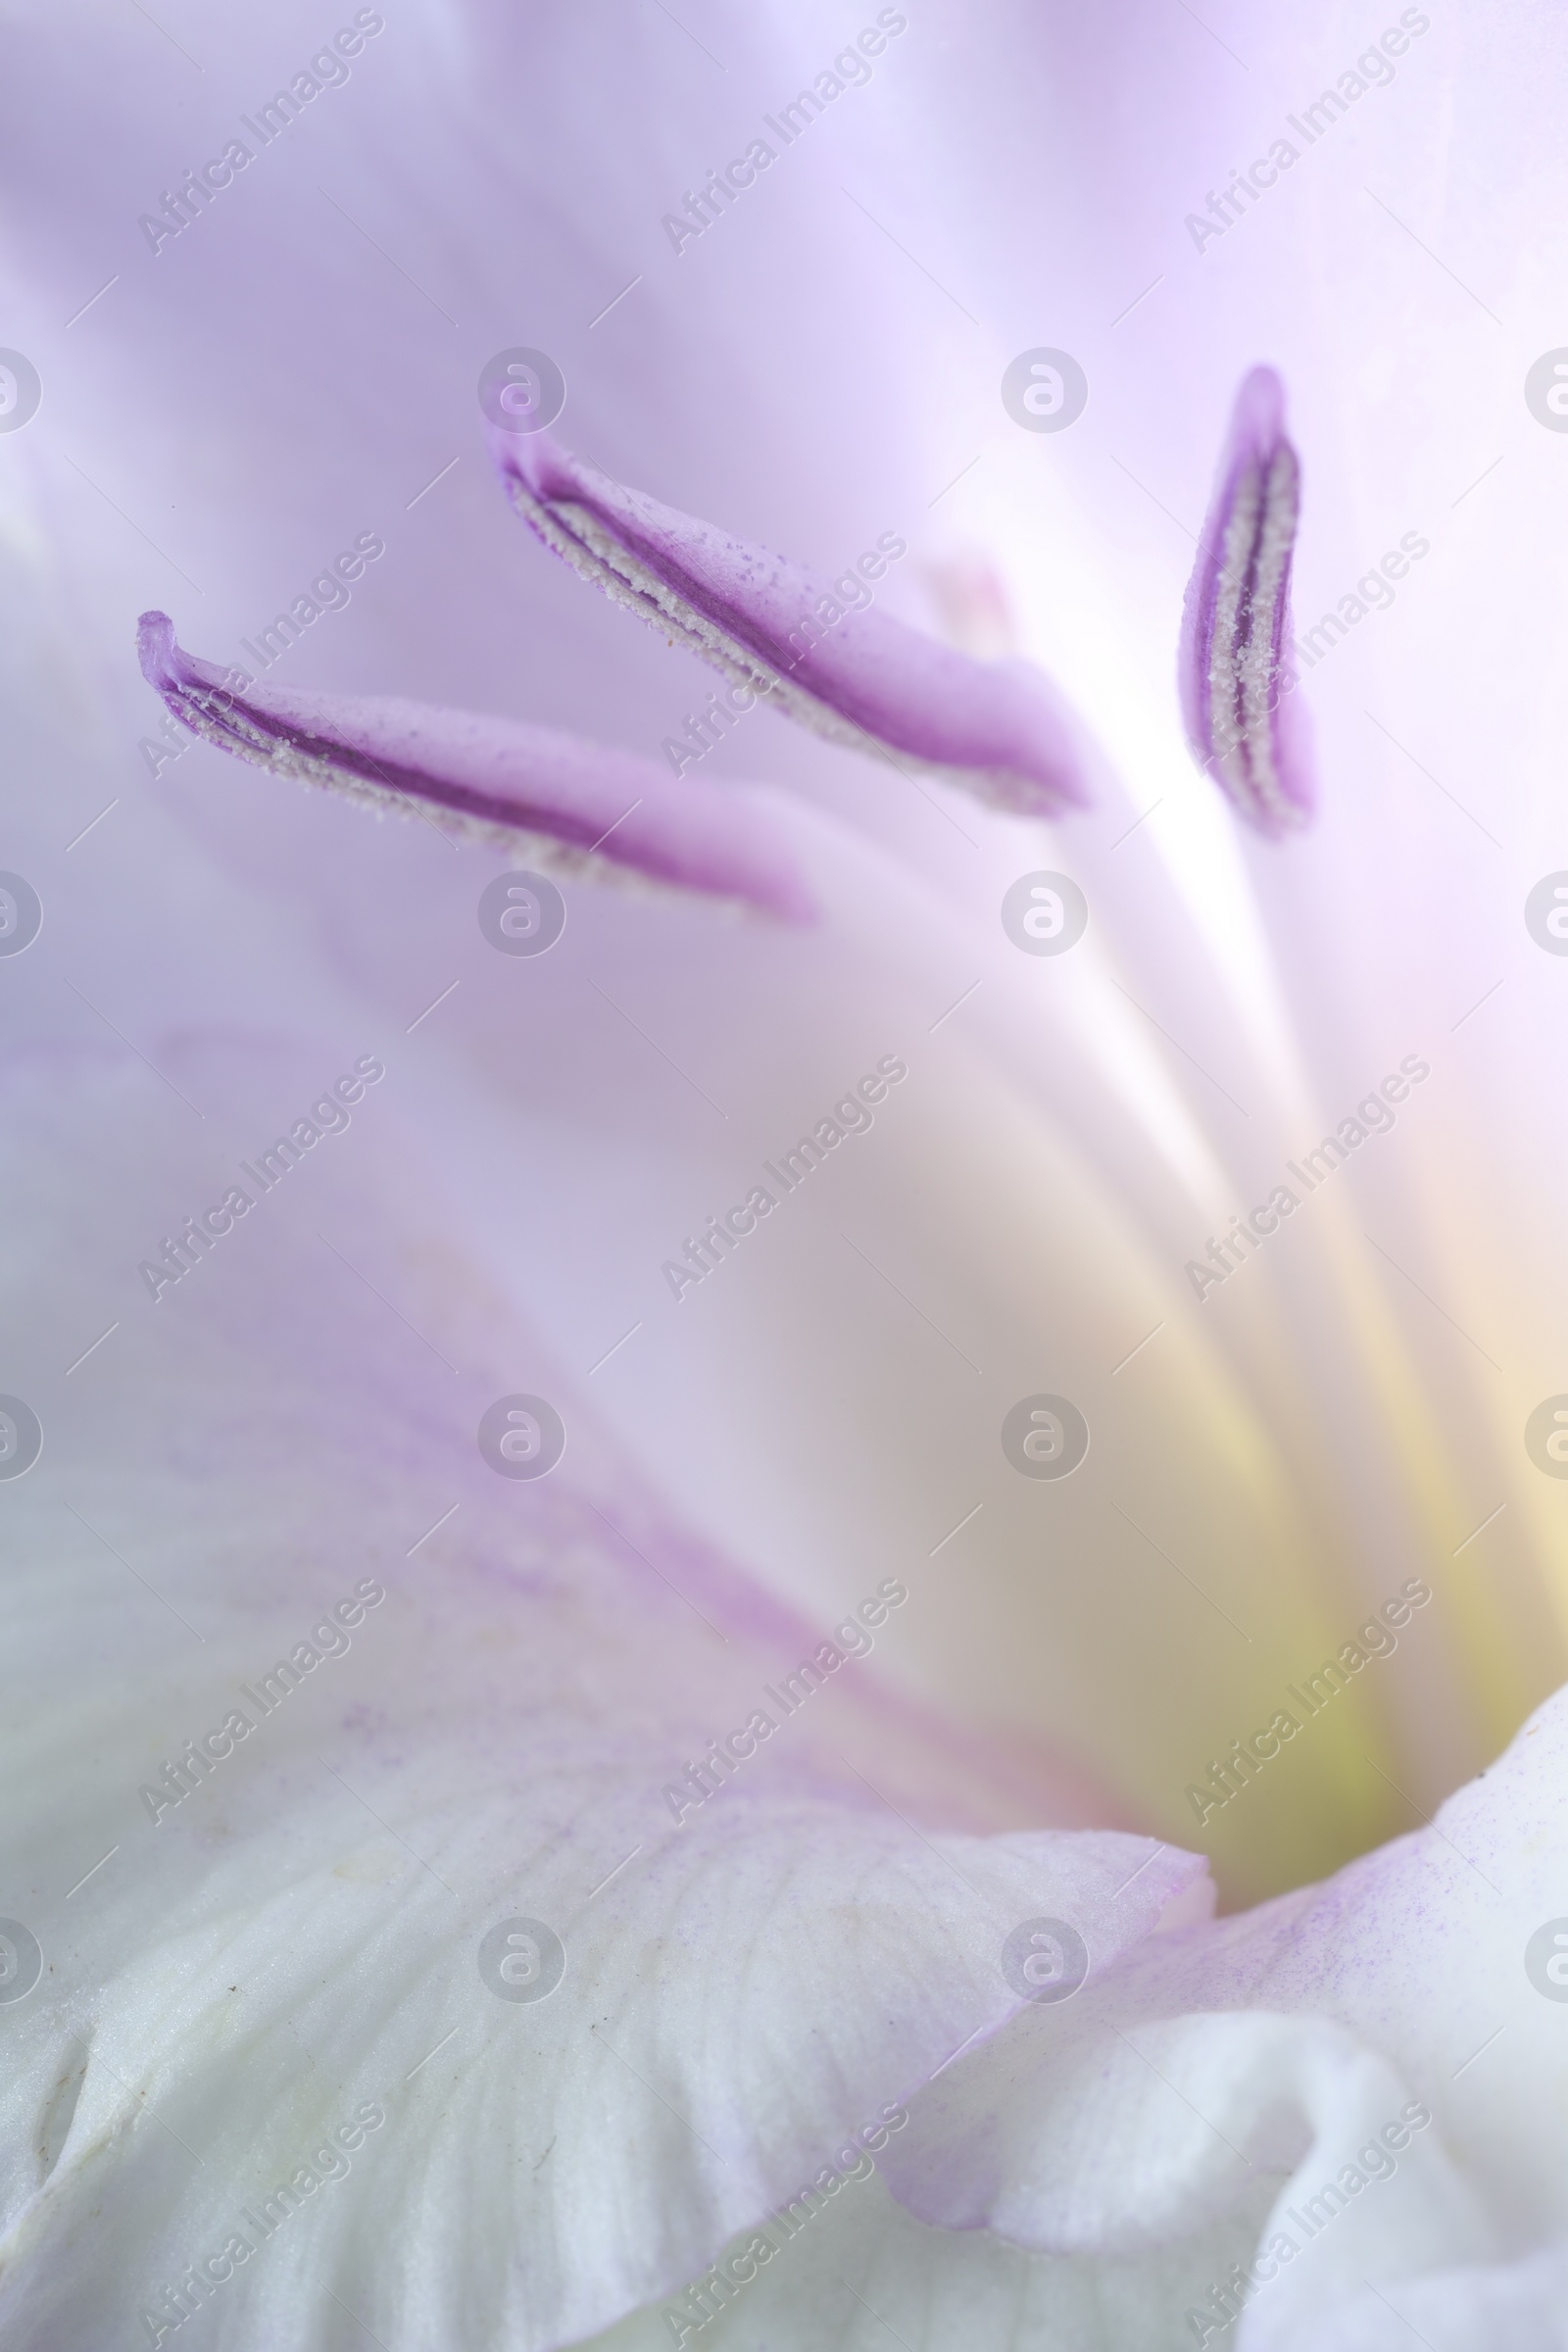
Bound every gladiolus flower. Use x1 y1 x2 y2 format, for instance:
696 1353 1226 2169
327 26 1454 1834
1 3 1564 2347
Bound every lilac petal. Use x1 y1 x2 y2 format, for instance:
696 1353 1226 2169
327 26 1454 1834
0 1038 1194 2352
136 612 815 921
1179 366 1315 837
489 425 1091 818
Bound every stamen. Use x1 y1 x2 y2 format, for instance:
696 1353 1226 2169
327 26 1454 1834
135 612 815 921
490 425 1092 819
1179 367 1314 836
